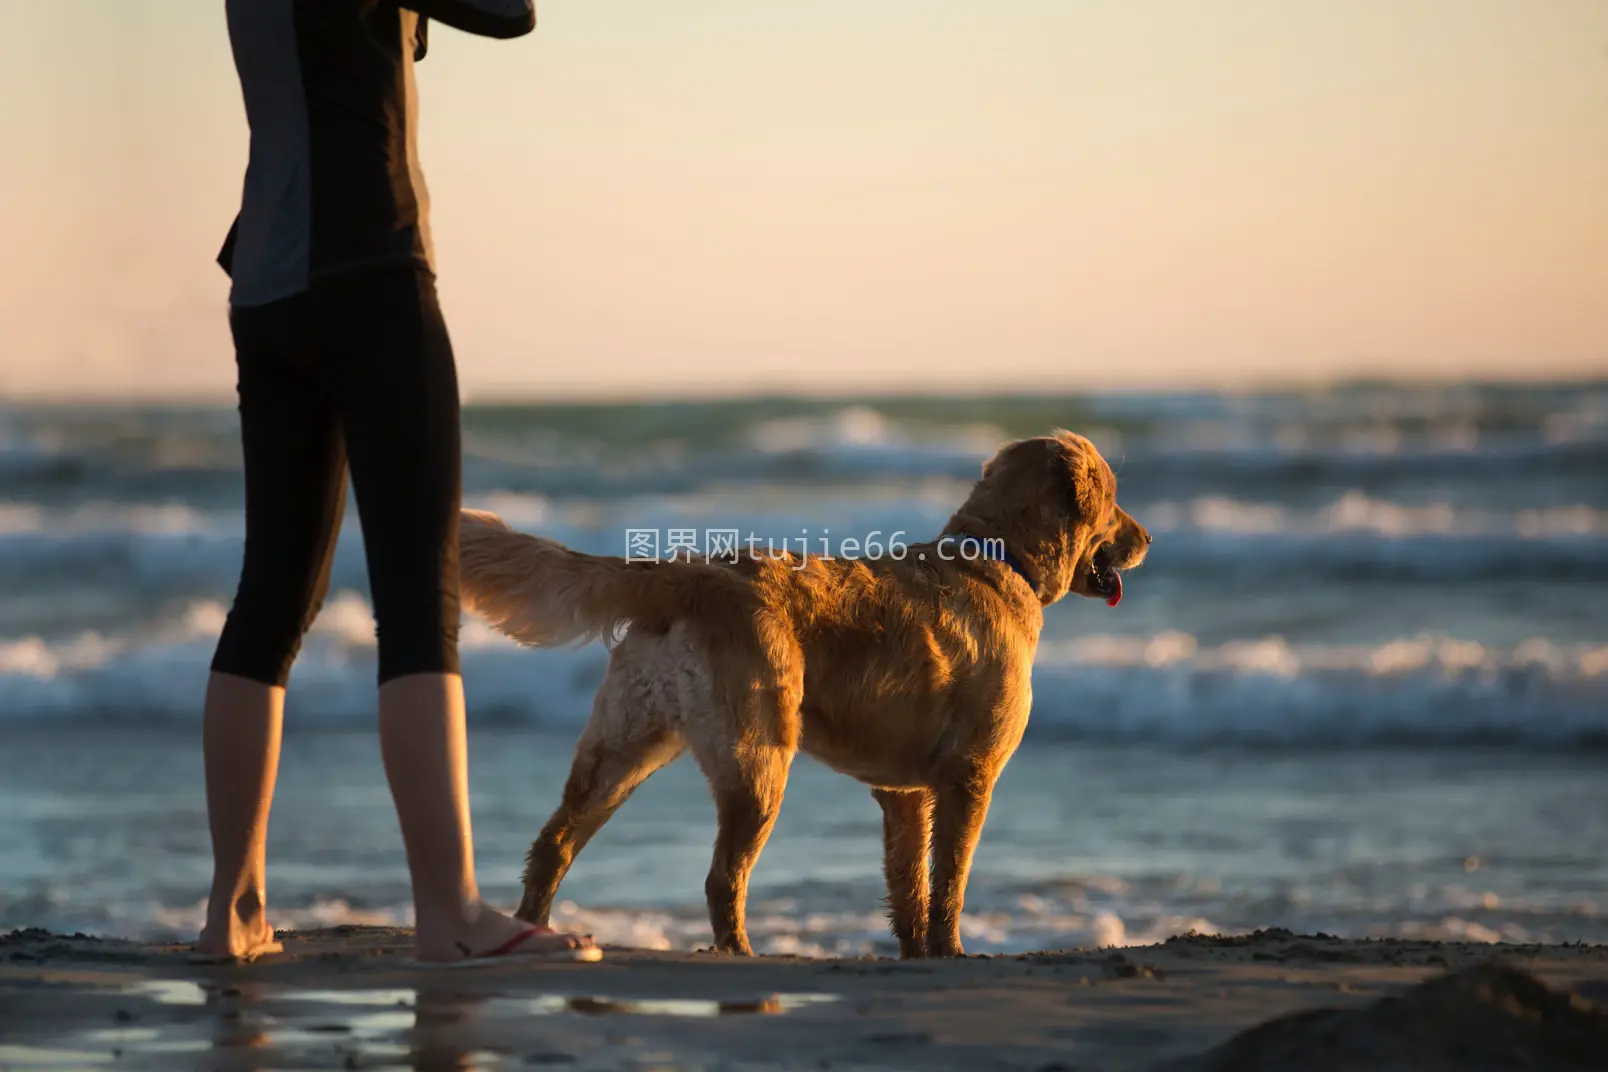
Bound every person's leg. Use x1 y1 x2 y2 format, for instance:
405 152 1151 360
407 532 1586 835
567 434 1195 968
196 673 285 960
321 269 594 961
199 294 348 960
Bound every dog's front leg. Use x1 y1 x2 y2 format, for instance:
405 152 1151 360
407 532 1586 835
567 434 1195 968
926 769 995 957
872 788 933 958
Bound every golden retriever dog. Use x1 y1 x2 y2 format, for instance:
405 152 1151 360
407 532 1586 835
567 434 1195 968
457 430 1150 958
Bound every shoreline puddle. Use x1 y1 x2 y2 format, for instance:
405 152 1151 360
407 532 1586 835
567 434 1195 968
53 979 843 1067
257 984 841 1020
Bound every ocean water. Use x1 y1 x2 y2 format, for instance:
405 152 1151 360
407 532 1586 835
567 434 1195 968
2 384 1606 954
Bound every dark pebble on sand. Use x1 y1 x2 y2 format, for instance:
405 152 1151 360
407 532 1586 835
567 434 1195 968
864 1032 931 1045
1165 963 1608 1072
1575 980 1608 1006
1108 963 1166 980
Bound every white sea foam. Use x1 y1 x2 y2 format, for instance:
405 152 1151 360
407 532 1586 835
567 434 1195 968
3 492 1604 629
1031 632 1608 745
33 879 1603 954
55 890 1224 956
3 600 1604 746
745 407 1006 473
0 500 218 536
1144 492 1608 539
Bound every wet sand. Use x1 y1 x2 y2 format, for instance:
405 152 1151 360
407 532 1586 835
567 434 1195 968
2 927 1606 1071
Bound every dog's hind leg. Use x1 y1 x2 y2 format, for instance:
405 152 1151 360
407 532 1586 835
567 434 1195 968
681 612 804 956
691 736 794 956
516 685 684 924
872 788 933 959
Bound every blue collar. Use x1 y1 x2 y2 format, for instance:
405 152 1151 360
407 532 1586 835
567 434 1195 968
946 531 1036 591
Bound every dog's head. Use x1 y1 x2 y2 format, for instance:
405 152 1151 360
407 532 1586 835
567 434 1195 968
945 430 1149 607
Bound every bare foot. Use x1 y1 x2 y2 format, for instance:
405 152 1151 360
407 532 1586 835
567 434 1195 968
194 914 283 963
415 899 598 963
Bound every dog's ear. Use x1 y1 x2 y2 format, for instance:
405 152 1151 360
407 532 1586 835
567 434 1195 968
953 431 1112 605
985 432 1096 522
1049 430 1110 528
975 432 1105 531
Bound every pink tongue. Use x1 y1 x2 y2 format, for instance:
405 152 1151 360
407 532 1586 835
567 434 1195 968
1104 570 1123 607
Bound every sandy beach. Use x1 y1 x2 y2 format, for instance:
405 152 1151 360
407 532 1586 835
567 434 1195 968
2 927 1605 1071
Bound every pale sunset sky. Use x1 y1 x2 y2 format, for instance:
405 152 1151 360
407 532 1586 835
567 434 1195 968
1 1 1604 400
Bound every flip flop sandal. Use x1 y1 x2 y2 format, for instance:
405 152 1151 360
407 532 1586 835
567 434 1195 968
405 927 603 969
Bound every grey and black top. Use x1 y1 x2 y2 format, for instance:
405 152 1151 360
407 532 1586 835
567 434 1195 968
218 0 535 308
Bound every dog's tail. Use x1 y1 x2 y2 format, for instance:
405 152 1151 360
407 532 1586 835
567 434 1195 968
458 509 751 647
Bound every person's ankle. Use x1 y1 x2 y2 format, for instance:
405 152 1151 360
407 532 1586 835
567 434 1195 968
412 885 487 931
411 895 476 948
197 886 281 957
205 886 269 932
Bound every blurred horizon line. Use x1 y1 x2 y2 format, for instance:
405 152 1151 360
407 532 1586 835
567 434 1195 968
4 370 1605 409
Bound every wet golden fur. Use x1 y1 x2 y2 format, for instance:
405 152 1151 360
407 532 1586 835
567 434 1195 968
458 431 1150 957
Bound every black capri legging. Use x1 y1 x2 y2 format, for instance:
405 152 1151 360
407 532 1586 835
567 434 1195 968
212 267 461 687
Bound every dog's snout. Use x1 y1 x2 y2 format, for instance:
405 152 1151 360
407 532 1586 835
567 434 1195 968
1116 507 1151 549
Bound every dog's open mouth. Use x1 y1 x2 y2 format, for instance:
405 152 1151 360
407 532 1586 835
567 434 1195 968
1087 546 1123 607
